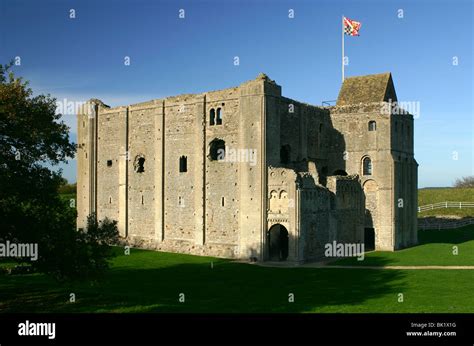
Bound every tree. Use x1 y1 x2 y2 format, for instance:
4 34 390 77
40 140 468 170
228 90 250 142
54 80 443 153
453 176 474 188
58 178 77 194
0 62 118 280
37 213 119 280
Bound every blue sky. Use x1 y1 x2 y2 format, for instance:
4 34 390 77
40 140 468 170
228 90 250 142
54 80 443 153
1 0 472 187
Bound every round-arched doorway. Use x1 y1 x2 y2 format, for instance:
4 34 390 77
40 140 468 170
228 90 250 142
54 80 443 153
267 224 289 261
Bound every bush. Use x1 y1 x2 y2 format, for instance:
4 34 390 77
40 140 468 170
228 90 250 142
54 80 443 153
36 213 119 281
58 183 77 195
454 176 474 188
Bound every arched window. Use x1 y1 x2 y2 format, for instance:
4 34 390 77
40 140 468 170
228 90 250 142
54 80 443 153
363 157 372 176
209 139 226 161
134 156 145 173
368 121 376 131
216 108 223 125
210 108 215 126
280 144 291 164
179 156 187 172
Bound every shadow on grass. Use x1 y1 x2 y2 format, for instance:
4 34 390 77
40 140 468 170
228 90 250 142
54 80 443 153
417 224 474 245
0 256 406 313
326 255 396 267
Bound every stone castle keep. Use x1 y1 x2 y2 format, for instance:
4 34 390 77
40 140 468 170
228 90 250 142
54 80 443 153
77 72 418 262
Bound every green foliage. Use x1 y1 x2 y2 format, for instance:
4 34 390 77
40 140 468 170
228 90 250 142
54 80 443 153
454 176 474 188
58 178 76 194
37 213 119 281
0 63 117 281
0 63 75 202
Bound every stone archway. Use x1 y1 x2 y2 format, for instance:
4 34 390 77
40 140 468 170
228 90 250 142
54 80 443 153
268 224 289 261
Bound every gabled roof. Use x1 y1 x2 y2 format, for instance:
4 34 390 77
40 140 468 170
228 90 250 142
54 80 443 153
336 72 397 106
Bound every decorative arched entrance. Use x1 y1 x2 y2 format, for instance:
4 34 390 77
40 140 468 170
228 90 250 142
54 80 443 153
267 224 289 261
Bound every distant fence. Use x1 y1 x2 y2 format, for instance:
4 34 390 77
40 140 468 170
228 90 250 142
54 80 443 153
418 217 474 230
418 201 474 213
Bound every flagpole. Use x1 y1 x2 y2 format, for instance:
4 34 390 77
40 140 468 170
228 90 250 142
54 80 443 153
342 15 345 83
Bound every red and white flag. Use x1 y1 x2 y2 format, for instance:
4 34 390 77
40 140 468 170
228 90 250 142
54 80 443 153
343 17 362 36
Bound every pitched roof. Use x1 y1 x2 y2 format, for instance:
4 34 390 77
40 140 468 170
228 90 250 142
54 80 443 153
336 72 397 106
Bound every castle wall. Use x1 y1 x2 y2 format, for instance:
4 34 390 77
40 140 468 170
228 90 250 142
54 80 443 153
267 167 299 261
76 105 94 230
96 107 124 231
127 103 159 239
299 185 334 261
77 73 418 262
328 103 417 251
329 104 395 250
79 79 269 260
204 90 240 249
238 79 267 259
326 176 365 245
271 98 333 166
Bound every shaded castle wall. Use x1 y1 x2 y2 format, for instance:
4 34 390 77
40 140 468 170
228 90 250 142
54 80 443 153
326 176 365 245
392 113 418 248
300 176 364 261
265 90 365 262
329 102 417 250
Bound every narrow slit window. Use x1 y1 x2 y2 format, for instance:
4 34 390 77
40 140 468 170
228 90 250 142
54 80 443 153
216 108 223 125
210 108 215 126
179 156 187 172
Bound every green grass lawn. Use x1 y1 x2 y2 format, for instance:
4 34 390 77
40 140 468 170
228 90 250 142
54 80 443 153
2 189 471 313
418 187 474 218
1 227 474 313
333 225 474 267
